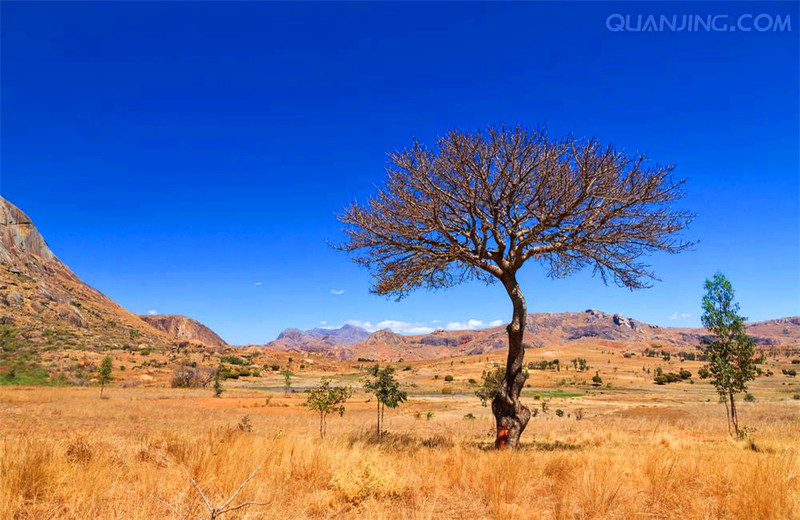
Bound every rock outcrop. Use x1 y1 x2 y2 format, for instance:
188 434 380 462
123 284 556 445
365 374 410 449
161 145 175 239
140 314 228 348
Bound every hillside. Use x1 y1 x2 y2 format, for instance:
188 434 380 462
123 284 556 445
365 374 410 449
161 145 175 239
0 197 229 383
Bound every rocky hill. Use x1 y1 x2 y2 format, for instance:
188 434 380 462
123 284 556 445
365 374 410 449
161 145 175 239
0 197 173 348
140 314 228 348
0 197 228 383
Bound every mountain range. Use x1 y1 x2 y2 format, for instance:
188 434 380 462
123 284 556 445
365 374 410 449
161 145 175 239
260 311 800 361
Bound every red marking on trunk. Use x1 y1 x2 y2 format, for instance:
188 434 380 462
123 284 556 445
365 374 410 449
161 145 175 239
496 427 510 449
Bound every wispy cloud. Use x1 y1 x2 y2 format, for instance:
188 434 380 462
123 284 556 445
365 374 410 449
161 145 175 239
445 318 504 330
330 289 345 295
345 319 434 335
668 312 692 320
147 310 158 315
254 282 263 286
343 317 504 335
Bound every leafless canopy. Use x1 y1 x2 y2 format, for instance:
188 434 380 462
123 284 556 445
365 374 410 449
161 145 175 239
338 126 693 296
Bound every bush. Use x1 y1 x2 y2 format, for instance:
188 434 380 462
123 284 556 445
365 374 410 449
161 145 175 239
441 386 453 395
782 368 797 377
654 371 684 385
170 366 212 388
555 409 564 417
220 355 246 365
443 375 454 382
468 378 477 385
463 413 475 420
743 393 755 402
792 394 800 400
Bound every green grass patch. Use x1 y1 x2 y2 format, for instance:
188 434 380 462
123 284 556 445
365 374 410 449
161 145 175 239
527 390 585 398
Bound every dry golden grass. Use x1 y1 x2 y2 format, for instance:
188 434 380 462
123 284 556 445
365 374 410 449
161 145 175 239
1 378 799 520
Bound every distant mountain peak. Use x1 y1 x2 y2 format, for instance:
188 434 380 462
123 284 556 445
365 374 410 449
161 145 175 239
272 323 370 347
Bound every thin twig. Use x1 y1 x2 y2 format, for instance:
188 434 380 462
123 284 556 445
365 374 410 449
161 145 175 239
149 493 186 520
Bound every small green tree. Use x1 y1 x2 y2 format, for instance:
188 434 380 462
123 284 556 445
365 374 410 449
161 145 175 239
475 365 506 407
363 364 407 439
280 370 294 394
700 273 758 438
98 356 113 398
306 379 352 438
213 366 224 398
591 371 603 386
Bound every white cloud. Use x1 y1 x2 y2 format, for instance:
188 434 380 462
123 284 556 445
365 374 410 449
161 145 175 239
254 282 262 286
320 321 327 325
669 312 692 320
342 317 505 335
147 310 158 315
445 318 503 330
330 289 345 295
344 319 433 335
681 313 691 318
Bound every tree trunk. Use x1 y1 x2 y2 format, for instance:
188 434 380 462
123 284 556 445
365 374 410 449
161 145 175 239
729 390 739 438
492 274 532 449
320 412 325 438
376 399 381 439
723 395 732 437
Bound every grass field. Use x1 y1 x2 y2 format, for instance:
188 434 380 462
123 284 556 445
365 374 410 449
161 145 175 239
2 348 799 519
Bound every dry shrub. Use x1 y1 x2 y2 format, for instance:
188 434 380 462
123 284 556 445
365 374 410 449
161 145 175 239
330 452 410 504
65 435 92 465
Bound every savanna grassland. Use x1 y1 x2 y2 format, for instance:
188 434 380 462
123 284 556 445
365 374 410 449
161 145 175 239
2 344 799 520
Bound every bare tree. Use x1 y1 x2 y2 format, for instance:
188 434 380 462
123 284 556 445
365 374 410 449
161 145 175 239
337 126 693 448
152 463 269 520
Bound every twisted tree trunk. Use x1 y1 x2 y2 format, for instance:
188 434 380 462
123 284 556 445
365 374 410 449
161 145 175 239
492 274 532 449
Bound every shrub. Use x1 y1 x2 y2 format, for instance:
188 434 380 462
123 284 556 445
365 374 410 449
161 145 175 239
792 394 800 400
443 375 454 382
467 378 477 385
170 366 212 388
743 393 755 402
555 409 564 417
463 413 476 420
782 368 797 377
426 411 434 420
654 371 684 385
441 386 453 395
237 415 253 432
220 355 246 365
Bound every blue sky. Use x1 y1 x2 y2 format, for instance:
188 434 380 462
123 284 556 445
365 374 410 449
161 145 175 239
1 1 798 344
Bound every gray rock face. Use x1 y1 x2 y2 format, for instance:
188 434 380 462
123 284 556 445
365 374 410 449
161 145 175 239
0 197 58 265
3 291 23 307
